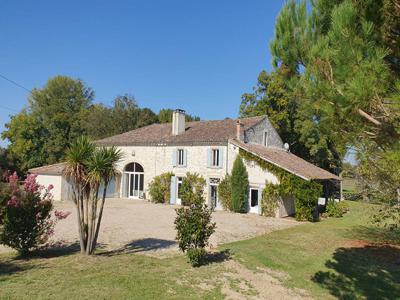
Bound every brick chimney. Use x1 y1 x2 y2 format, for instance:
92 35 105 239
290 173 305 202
172 109 186 135
236 120 243 141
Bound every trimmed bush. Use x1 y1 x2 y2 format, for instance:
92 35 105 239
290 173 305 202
231 157 249 213
148 172 174 203
218 175 232 211
175 197 216 267
180 172 206 206
323 200 349 218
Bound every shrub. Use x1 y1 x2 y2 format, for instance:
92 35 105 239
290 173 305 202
148 172 174 203
231 157 249 213
186 248 206 267
175 197 216 267
0 173 69 255
218 175 232 211
180 172 206 206
292 178 322 221
262 183 280 217
323 200 349 218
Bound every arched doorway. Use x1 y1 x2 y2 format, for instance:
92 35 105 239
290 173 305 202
124 162 144 199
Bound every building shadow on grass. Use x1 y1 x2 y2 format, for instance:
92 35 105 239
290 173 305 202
99 238 177 256
312 245 400 299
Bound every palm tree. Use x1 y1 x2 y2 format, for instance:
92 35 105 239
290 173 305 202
64 136 94 254
86 146 122 254
64 137 122 255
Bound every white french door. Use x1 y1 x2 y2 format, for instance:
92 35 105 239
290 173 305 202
126 172 144 199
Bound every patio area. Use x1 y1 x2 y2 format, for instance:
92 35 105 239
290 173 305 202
0 199 299 257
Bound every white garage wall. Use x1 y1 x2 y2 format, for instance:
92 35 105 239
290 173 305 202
36 174 63 201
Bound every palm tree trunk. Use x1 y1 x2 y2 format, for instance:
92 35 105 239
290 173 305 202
92 183 108 252
87 187 99 255
73 186 86 254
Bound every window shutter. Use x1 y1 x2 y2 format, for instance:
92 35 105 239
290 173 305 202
218 148 224 168
172 149 177 167
170 176 176 204
183 149 187 167
123 173 128 198
207 148 212 167
258 189 262 215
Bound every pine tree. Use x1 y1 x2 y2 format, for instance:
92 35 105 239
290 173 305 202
231 156 249 213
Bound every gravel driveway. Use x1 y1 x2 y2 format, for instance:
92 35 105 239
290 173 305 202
0 199 299 256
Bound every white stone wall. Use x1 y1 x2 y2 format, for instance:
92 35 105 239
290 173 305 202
226 142 279 186
115 145 228 199
36 174 63 201
111 142 290 217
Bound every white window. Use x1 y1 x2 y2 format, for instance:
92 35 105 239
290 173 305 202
211 149 219 167
177 149 184 166
177 177 183 204
264 131 269 147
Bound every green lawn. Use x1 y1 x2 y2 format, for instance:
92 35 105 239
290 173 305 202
0 201 399 299
225 201 400 299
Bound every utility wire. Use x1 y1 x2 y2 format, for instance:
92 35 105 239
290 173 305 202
0 104 19 113
0 74 31 93
0 73 32 113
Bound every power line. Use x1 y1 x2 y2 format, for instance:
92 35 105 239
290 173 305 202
0 74 31 93
0 104 19 113
0 73 32 113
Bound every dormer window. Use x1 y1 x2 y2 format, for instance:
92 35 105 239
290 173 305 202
263 131 269 147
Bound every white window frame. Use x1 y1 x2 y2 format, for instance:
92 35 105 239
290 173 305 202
211 148 220 167
177 149 185 166
249 187 260 213
176 176 184 205
263 131 269 147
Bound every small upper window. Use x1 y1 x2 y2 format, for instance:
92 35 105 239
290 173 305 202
211 149 220 167
177 149 185 166
264 131 269 147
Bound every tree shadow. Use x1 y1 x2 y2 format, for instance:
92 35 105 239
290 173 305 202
345 225 400 245
12 242 82 260
201 249 231 266
99 238 177 256
312 245 400 299
0 261 34 277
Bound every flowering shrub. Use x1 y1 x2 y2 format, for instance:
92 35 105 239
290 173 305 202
0 173 69 255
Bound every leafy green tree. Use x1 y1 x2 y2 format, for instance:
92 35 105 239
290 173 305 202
158 109 200 123
82 95 159 139
231 156 249 213
0 147 18 177
268 0 400 203
2 111 47 172
2 76 94 171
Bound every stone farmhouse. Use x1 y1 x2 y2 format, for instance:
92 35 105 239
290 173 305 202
29 109 340 217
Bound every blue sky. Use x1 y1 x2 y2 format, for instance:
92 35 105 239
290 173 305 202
0 0 285 146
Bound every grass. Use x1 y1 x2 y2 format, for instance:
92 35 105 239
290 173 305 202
0 201 399 299
224 201 400 299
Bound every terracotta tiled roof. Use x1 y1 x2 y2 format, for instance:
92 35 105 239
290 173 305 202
28 163 66 176
96 116 265 146
230 140 340 181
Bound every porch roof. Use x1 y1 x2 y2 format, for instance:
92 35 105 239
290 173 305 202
230 140 341 181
